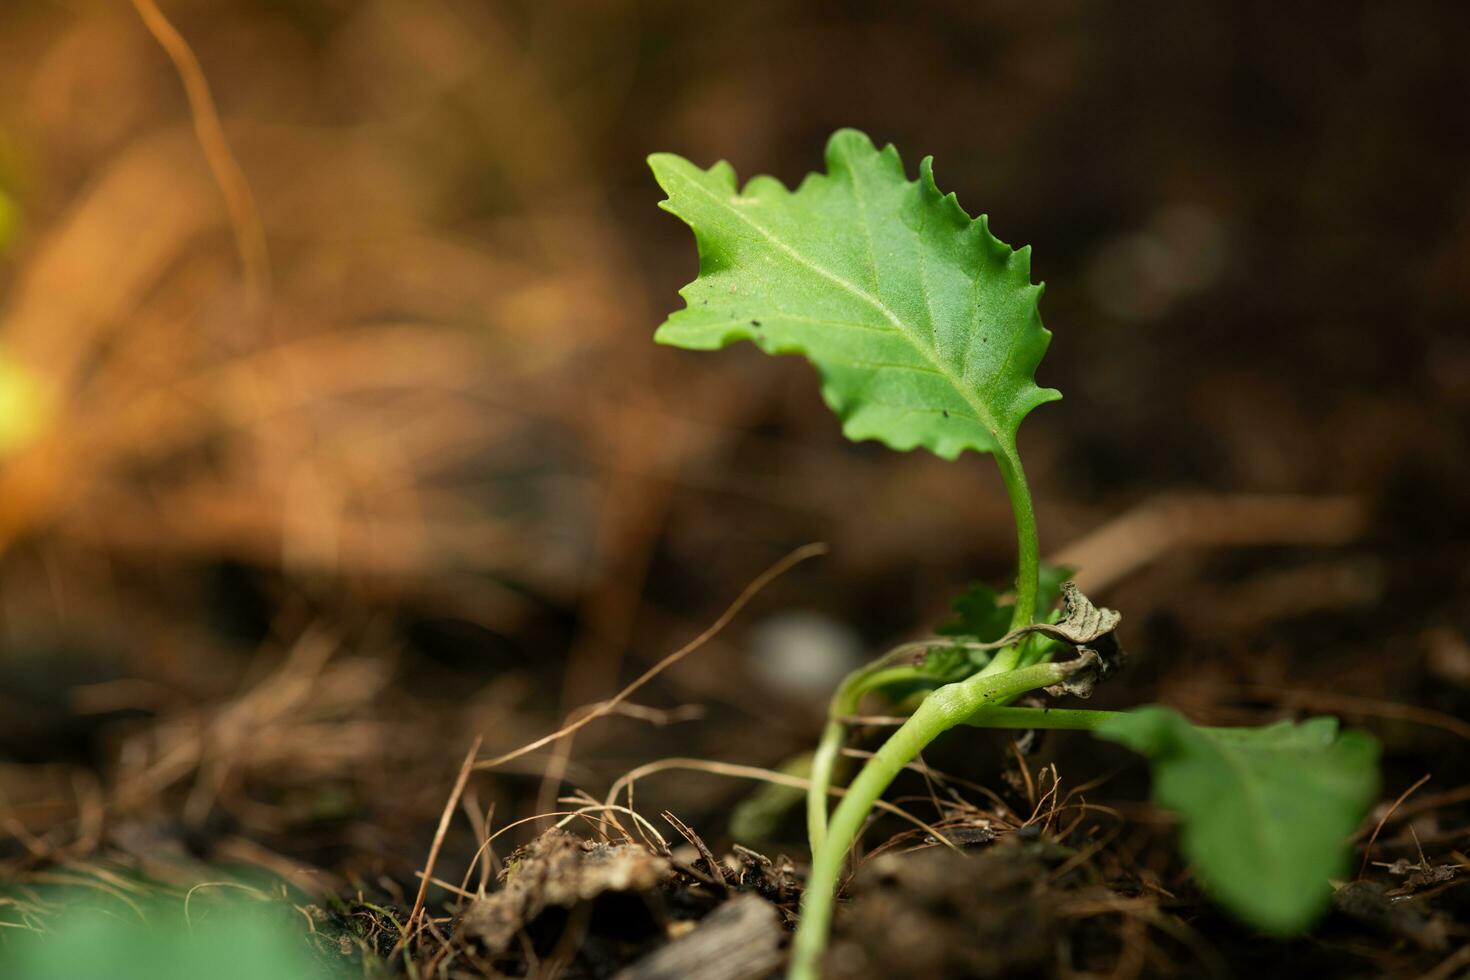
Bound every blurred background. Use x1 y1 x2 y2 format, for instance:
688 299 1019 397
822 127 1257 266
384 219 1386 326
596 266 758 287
0 0 1467 971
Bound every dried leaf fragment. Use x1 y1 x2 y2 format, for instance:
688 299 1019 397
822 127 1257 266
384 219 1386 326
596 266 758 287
460 829 672 954
951 581 1122 655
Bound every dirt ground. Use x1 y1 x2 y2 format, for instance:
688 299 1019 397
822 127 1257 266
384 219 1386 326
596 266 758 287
0 1 1468 977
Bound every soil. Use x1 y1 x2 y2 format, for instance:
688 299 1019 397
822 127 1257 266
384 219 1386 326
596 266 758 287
1 1 1469 978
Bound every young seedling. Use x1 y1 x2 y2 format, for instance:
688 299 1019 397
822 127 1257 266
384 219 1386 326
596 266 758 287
649 130 1381 980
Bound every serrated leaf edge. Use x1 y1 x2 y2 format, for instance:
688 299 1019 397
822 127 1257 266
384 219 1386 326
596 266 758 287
649 129 1060 458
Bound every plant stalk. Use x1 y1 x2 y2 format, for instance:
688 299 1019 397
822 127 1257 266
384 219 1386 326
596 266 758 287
787 659 1074 980
995 442 1040 629
969 444 1041 682
808 664 928 851
960 704 1114 731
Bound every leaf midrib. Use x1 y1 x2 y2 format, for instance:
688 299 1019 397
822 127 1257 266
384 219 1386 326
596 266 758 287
669 167 1008 448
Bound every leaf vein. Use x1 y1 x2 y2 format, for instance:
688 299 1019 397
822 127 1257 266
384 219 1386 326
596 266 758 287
668 167 1006 444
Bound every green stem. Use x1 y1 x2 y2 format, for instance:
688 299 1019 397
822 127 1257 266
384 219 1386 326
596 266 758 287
807 720 846 852
975 444 1041 677
808 665 930 851
787 660 1073 980
960 704 1116 731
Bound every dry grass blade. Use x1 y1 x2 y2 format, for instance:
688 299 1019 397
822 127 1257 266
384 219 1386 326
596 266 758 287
182 880 269 926
475 542 827 770
602 757 953 844
553 802 668 851
129 0 271 301
1358 773 1432 879
660 810 725 889
402 735 483 954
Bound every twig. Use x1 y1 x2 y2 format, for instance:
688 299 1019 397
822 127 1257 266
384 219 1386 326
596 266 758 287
1417 943 1470 980
401 735 482 955
476 543 827 770
129 0 271 302
601 756 951 843
1358 773 1431 879
1052 493 1365 593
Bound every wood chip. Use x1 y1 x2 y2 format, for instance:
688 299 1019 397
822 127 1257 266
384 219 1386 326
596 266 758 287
612 894 784 980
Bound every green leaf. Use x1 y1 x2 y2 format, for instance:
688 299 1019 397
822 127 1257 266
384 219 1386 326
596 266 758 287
1034 563 1072 614
912 643 980 684
0 899 335 980
1095 707 1380 934
938 564 1073 642
936 581 1010 642
933 564 1075 675
650 129 1059 460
